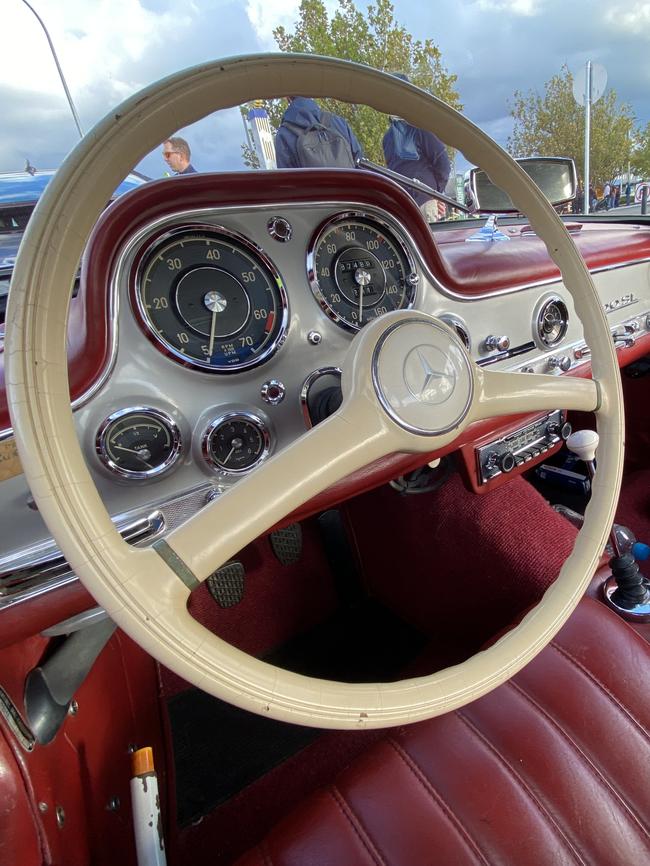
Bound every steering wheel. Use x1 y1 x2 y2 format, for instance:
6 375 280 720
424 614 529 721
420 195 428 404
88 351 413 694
6 55 623 729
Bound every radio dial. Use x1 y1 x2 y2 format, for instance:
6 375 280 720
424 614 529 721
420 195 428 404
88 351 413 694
499 451 516 473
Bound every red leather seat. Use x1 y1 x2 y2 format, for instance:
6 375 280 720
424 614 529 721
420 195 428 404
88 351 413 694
236 598 650 865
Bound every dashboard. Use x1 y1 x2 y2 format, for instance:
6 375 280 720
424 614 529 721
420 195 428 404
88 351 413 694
2 168 650 626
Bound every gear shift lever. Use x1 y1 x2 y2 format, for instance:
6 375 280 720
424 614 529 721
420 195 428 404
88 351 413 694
565 430 650 621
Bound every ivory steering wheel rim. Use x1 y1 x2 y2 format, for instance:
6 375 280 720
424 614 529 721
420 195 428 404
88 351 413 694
6 54 623 729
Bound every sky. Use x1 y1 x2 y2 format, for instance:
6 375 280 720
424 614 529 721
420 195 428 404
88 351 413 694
3 0 650 180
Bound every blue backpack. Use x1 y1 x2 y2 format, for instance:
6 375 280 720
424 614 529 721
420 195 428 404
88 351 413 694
388 119 420 160
285 111 356 168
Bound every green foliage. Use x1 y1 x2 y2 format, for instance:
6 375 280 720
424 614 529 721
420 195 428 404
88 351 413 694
507 65 636 186
631 122 650 180
258 0 461 163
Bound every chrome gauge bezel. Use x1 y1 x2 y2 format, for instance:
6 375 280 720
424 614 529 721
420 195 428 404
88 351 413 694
438 313 472 352
131 224 289 373
534 295 569 348
201 411 271 475
96 406 182 480
306 210 418 333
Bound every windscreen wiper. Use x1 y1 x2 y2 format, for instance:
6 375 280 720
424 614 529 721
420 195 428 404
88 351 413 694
356 157 472 214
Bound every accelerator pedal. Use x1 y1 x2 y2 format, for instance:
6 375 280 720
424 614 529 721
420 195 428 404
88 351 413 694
207 561 245 608
270 523 303 566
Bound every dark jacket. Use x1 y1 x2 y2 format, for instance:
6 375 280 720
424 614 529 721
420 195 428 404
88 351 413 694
382 119 451 205
275 97 363 169
179 164 197 174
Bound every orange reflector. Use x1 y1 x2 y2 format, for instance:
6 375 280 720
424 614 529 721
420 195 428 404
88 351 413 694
131 746 155 777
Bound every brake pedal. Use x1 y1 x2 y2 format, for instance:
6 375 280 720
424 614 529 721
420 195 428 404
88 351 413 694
270 523 302 566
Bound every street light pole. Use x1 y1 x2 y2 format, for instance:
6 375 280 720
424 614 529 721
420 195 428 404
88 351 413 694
20 0 84 140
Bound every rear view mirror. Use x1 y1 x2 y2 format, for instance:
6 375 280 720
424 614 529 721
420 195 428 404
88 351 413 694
468 157 577 213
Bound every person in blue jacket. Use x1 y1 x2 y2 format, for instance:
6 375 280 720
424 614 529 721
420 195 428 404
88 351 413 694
382 73 451 218
275 97 363 168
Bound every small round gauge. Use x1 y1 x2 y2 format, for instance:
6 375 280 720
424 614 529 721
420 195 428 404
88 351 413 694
202 412 270 474
133 226 288 372
536 297 569 347
308 213 418 332
96 407 181 479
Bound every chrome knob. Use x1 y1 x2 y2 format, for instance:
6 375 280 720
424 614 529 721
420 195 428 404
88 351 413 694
547 355 571 372
484 335 510 352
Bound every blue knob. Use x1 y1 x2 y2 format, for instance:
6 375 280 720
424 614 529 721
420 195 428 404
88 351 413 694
632 542 650 561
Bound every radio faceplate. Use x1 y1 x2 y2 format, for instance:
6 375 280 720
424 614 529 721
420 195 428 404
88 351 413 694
477 410 570 484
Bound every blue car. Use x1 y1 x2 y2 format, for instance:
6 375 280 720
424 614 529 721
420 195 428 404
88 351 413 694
0 168 148 321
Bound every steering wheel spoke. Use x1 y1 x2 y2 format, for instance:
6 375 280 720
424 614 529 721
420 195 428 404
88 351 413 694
470 368 600 422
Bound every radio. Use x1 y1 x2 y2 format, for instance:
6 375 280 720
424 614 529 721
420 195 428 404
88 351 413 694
477 409 571 484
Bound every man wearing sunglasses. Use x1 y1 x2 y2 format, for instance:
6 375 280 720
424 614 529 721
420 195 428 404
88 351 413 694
162 137 197 175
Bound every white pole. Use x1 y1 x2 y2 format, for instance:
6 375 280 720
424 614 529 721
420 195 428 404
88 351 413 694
583 61 592 214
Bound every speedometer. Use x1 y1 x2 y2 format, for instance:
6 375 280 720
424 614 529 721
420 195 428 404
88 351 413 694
308 213 418 332
132 226 288 372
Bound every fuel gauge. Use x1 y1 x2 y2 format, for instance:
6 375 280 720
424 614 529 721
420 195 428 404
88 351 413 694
97 407 182 479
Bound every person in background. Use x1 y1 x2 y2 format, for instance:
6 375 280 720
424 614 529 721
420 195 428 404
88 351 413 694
162 137 197 175
601 180 611 210
274 96 363 168
382 72 451 221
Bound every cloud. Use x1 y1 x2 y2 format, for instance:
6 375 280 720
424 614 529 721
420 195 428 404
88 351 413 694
475 0 541 14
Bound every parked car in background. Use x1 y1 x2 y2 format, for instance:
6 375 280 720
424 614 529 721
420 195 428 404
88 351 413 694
1 54 649 866
0 168 148 326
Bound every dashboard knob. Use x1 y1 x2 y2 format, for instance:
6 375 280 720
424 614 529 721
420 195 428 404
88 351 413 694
546 420 571 440
498 451 516 473
547 355 571 372
484 335 510 352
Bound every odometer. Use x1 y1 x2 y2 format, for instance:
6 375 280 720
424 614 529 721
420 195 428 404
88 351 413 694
133 227 288 372
308 213 418 331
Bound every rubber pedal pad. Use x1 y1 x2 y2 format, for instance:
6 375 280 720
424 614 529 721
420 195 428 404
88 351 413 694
206 561 245 608
269 523 303 566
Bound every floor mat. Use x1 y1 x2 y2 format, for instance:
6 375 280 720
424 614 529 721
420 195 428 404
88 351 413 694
168 691 321 825
169 599 427 825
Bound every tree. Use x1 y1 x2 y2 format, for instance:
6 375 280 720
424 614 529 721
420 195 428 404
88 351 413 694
631 122 650 180
508 66 635 187
257 0 460 164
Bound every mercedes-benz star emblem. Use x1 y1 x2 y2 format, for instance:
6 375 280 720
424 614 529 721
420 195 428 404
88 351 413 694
404 345 456 405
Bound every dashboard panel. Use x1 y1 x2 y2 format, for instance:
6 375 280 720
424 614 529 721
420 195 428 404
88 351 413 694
2 169 650 624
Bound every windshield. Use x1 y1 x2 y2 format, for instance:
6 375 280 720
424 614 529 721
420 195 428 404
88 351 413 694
3 1 648 228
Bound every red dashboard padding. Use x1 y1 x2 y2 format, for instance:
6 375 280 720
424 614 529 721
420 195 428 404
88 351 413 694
235 598 650 866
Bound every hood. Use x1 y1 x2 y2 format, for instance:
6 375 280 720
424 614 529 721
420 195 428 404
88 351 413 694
282 97 322 129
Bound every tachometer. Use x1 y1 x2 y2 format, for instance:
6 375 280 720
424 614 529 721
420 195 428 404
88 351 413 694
308 213 418 332
132 227 288 372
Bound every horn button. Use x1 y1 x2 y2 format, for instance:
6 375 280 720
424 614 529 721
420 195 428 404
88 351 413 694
372 318 474 435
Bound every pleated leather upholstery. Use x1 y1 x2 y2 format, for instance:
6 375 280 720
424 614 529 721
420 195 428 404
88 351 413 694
236 598 650 865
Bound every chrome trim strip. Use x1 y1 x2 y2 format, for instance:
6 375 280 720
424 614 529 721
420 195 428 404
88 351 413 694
0 686 35 752
0 510 165 606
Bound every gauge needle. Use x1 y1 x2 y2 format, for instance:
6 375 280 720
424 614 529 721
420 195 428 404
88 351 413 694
112 444 154 469
223 437 243 466
208 308 218 357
